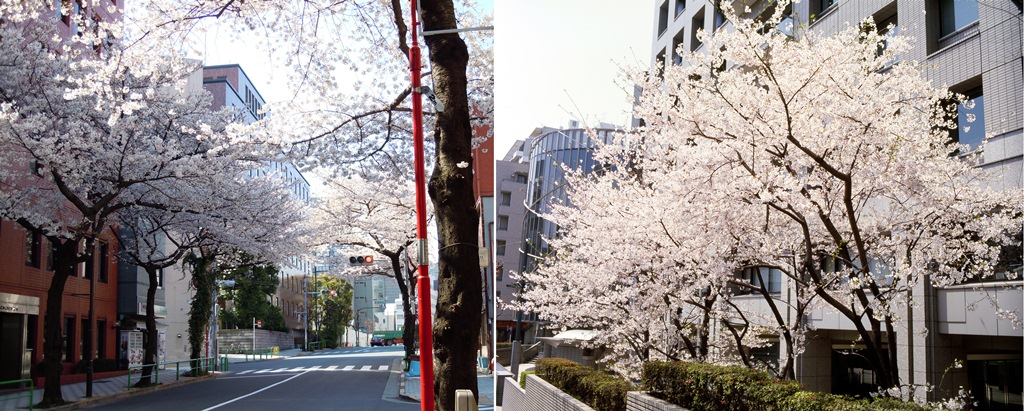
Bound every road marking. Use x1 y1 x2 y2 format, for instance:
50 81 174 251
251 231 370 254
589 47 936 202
325 366 338 371
360 365 372 371
201 370 311 411
342 365 354 371
378 365 389 371
253 369 273 374
287 367 306 372
236 370 253 375
306 365 322 371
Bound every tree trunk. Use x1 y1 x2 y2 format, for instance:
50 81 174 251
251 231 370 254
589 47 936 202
37 238 80 407
136 266 160 386
421 1 482 409
387 250 417 359
187 255 215 372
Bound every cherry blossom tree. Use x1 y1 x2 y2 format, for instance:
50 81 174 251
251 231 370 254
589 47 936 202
125 1 491 407
311 175 426 359
519 1 1022 395
0 7 279 405
116 172 307 386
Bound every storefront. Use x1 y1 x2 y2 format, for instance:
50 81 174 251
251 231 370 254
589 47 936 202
0 292 39 382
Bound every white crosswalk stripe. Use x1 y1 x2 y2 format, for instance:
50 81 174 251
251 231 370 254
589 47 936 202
235 364 389 375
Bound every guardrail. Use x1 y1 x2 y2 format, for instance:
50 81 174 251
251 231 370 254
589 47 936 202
307 341 322 351
0 379 34 411
240 346 279 361
126 356 227 389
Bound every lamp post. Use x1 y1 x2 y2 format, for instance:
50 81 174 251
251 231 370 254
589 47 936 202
407 2 435 408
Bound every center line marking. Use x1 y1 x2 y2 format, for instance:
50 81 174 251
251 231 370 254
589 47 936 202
201 370 311 411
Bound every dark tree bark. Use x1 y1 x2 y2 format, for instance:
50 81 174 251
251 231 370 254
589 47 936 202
420 1 483 409
384 247 418 360
36 236 84 407
136 266 161 386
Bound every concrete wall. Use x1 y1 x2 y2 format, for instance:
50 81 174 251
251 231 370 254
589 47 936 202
502 374 595 411
217 329 295 352
501 373 693 411
626 392 690 411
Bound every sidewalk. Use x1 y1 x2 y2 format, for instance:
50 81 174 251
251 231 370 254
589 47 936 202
400 366 494 409
0 349 304 411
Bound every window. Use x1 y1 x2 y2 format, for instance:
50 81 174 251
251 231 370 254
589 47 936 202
96 320 106 358
98 242 108 283
952 86 985 152
515 174 527 184
655 49 667 78
496 240 506 256
80 318 89 361
25 230 41 268
739 266 782 293
63 317 75 363
46 239 56 271
496 265 504 282
675 0 686 17
690 7 705 51
939 0 979 37
873 6 900 59
968 358 1023 410
498 215 509 231
500 191 512 206
658 1 670 36
84 243 94 280
714 6 726 30
156 268 164 288
811 0 837 19
672 29 685 65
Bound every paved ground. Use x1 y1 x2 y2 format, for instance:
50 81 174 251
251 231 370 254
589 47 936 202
2 347 496 410
0 349 304 411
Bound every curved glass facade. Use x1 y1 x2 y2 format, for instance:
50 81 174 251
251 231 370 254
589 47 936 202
518 128 617 274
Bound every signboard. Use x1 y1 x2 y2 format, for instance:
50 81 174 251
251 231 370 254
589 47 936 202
0 292 39 315
158 330 167 370
120 330 144 369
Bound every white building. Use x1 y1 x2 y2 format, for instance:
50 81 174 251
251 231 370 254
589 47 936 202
649 0 1022 406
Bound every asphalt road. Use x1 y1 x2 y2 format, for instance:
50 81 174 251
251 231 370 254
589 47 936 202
89 346 419 411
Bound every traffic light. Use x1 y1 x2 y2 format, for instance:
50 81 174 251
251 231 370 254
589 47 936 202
320 289 337 297
349 255 374 266
256 319 262 328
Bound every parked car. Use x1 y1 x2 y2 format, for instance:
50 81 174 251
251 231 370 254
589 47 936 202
370 336 385 347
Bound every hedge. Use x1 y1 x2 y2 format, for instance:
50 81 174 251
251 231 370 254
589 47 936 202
642 361 930 411
535 358 633 411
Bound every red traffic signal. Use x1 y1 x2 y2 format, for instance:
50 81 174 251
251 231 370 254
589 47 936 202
256 319 262 327
349 255 374 265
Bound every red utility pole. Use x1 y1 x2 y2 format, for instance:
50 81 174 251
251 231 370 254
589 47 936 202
408 1 435 410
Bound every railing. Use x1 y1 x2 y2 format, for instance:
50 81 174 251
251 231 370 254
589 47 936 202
0 379 34 411
240 346 279 361
307 341 322 351
126 356 227 389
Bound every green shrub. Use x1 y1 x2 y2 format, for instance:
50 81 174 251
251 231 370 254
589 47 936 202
534 358 632 411
642 361 930 411
519 369 535 388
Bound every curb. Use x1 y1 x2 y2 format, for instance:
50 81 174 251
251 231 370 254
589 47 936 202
397 358 420 402
46 373 216 410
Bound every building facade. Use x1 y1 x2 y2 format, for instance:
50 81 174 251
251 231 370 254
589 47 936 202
0 0 123 383
515 124 619 344
650 0 1022 407
494 140 530 343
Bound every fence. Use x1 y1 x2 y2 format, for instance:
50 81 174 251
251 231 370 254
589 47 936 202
0 379 33 411
126 356 226 389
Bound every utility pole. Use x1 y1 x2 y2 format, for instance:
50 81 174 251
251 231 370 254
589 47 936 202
303 274 308 351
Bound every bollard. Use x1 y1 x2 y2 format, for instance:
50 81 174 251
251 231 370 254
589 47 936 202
455 389 478 411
